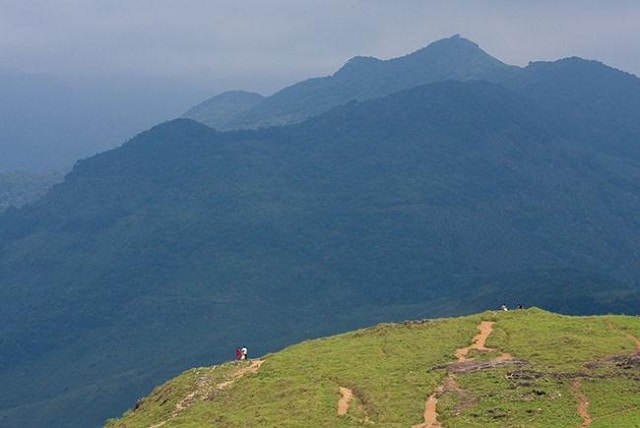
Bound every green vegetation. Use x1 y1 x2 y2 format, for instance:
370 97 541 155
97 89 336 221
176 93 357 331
2 37 640 428
106 309 640 427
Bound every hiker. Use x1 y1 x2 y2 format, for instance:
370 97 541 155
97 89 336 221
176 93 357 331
517 304 523 310
235 347 242 361
501 303 508 311
241 346 248 360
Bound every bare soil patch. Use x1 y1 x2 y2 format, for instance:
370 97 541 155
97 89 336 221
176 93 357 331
337 386 353 416
411 385 443 428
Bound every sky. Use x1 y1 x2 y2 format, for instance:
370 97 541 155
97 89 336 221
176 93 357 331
1 0 639 96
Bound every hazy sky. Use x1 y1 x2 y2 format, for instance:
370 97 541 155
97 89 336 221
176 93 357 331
1 0 639 96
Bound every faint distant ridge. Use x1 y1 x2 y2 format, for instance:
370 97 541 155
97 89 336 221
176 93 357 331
183 90 264 130
184 35 517 130
0 170 64 211
184 35 640 162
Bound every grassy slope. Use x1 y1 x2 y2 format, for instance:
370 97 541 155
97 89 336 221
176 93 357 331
105 309 640 427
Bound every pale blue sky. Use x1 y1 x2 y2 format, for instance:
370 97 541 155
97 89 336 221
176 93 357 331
1 0 638 95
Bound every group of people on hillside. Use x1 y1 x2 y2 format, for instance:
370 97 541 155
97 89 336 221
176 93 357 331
235 346 248 360
500 303 524 311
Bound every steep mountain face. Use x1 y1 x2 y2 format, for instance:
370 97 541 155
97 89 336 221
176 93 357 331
184 35 517 130
1 78 640 427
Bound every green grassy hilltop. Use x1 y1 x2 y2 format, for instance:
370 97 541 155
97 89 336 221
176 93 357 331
105 308 640 427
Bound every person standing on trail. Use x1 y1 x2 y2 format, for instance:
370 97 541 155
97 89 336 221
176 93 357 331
501 303 508 311
235 347 242 361
241 346 248 360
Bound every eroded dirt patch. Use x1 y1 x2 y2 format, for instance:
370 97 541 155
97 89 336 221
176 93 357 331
337 386 353 416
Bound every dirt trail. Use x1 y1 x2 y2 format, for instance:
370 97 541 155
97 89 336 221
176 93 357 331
149 359 264 428
633 336 640 354
416 320 512 428
218 359 264 389
607 322 640 353
455 321 511 362
455 321 494 361
571 379 592 428
337 387 353 416
411 385 443 428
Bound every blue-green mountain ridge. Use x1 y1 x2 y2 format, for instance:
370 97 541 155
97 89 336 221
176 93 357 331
1 36 640 427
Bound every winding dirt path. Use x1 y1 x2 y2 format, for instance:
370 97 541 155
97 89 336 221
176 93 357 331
455 321 494 361
632 336 640 354
411 385 444 428
149 359 264 428
455 321 511 362
606 322 640 354
337 387 353 416
218 359 264 389
415 320 512 428
621 330 640 354
571 379 592 428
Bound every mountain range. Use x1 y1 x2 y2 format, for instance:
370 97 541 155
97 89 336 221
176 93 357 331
1 36 639 427
184 35 516 130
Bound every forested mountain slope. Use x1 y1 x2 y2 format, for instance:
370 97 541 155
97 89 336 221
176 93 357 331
2 78 640 427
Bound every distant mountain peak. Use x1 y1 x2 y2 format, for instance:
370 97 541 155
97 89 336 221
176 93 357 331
405 35 496 63
427 33 477 48
182 90 264 130
204 90 264 102
333 55 382 77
